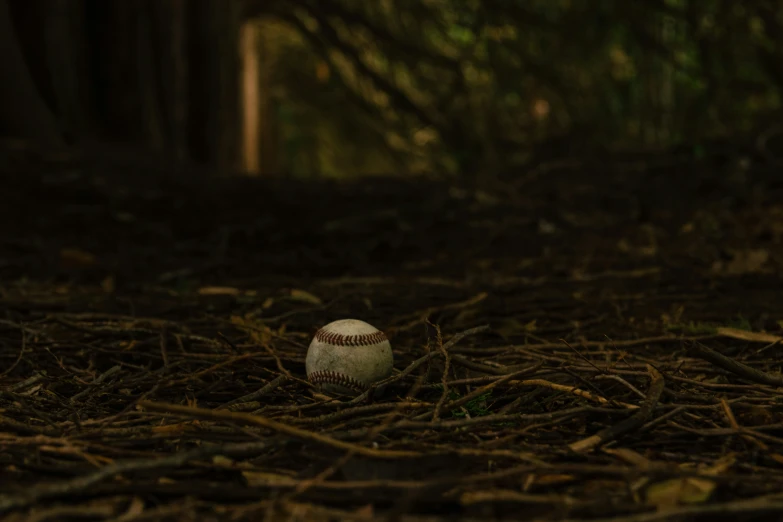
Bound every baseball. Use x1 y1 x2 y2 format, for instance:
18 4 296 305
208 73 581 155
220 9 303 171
305 319 394 396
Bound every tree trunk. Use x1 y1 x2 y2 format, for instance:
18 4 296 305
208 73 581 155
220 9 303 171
0 0 66 150
187 0 241 170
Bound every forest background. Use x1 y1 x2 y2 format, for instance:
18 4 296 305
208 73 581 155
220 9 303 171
2 0 781 183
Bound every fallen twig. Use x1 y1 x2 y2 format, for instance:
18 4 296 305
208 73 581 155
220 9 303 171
689 341 783 387
569 364 665 452
138 400 422 459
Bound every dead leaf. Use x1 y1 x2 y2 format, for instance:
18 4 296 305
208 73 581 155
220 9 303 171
645 477 716 508
198 286 241 296
18 384 42 396
316 61 330 82
242 470 299 487
538 219 557 235
603 447 653 468
712 249 770 275
702 454 736 475
212 455 235 467
530 473 576 486
288 288 322 305
353 504 375 519
101 275 115 293
496 318 537 340
151 422 194 434
717 327 781 343
581 480 629 496
121 340 139 351
453 308 479 325
113 211 136 223
116 496 145 520
645 455 734 508
740 405 775 425
60 247 98 268
476 259 493 269
232 316 274 345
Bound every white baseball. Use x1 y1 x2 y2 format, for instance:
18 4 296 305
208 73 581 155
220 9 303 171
305 319 394 396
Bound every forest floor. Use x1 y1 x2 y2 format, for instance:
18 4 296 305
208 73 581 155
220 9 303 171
0 139 783 521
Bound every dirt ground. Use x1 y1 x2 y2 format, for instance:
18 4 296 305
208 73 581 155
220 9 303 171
0 140 782 521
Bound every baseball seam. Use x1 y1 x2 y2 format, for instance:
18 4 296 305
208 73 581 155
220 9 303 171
308 370 368 391
314 329 388 347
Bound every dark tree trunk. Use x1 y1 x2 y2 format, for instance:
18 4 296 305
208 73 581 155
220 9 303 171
0 0 66 150
2 0 242 168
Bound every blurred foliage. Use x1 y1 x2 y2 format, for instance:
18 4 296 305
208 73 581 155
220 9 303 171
247 0 783 180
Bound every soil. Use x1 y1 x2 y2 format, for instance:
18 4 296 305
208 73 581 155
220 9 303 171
0 139 782 521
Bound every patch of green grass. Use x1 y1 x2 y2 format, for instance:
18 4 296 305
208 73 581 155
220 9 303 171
666 314 753 334
451 392 492 418
726 314 752 331
430 388 512 423
665 321 717 335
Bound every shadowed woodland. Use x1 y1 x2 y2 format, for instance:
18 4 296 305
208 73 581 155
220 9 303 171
1 1 783 521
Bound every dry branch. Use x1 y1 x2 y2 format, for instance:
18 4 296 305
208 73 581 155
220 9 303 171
569 364 665 453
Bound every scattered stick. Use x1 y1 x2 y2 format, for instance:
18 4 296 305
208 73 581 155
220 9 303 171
3 232 782 522
564 493 783 522
0 441 270 513
217 374 288 410
689 341 783 387
138 400 421 459
0 322 26 378
350 324 491 404
569 364 665 453
512 379 640 409
412 367 537 421
431 321 450 422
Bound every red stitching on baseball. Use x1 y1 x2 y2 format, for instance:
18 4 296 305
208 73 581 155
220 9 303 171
308 370 367 391
314 329 387 347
